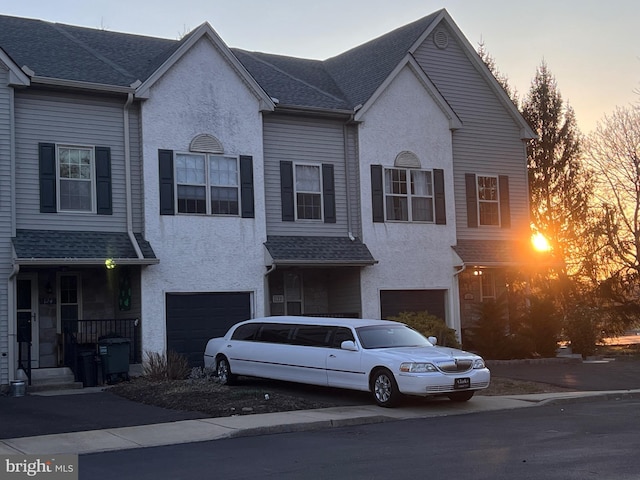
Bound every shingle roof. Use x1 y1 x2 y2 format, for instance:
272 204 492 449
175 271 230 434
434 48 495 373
13 230 157 263
0 11 441 110
453 239 557 266
265 236 376 266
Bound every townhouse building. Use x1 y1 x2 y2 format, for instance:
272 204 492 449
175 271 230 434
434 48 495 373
0 9 535 386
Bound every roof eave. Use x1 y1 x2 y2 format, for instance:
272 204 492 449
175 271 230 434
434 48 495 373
0 49 30 86
14 257 159 266
135 23 274 112
273 103 355 119
30 76 136 94
270 259 378 267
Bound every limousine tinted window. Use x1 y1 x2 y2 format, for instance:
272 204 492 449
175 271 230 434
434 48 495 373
292 325 332 347
332 327 355 347
231 323 260 341
258 323 295 344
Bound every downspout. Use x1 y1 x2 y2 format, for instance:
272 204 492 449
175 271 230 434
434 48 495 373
7 86 18 382
343 123 354 241
451 263 466 343
123 93 144 259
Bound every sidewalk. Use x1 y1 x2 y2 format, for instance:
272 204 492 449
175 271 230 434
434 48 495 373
2 389 639 456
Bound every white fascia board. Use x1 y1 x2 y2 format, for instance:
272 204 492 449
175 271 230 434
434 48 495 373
135 23 274 111
15 258 159 266
410 10 537 140
354 53 462 130
0 49 30 86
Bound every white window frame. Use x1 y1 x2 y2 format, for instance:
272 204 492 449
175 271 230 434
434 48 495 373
383 167 434 222
476 174 500 226
293 163 323 221
56 144 96 213
174 152 240 216
480 270 496 301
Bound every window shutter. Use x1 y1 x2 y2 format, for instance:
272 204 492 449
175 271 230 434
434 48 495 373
371 165 384 223
280 161 294 222
465 173 478 228
95 147 112 215
322 163 336 223
158 149 175 215
240 155 255 218
499 175 511 228
433 168 446 225
39 143 57 213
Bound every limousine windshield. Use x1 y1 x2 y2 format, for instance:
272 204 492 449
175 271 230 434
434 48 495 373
356 325 432 349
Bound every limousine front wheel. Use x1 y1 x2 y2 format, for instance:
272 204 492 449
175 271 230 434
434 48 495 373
216 356 236 385
371 368 400 407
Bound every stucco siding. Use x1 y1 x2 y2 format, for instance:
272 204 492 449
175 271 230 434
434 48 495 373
358 65 458 329
14 90 130 231
140 37 267 354
0 67 11 384
264 114 351 237
414 23 530 240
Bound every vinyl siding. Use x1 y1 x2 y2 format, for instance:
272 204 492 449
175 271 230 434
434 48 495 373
0 68 12 384
128 103 144 233
344 123 362 238
14 90 130 232
413 23 530 240
264 114 350 236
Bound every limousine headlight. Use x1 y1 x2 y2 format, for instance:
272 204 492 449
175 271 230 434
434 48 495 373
400 362 437 373
473 358 486 369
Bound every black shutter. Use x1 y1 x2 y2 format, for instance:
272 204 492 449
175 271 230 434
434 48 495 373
465 173 478 228
158 149 175 215
95 147 112 215
499 175 511 228
371 165 384 223
322 163 336 223
280 161 294 222
39 143 57 213
433 169 446 225
240 155 254 218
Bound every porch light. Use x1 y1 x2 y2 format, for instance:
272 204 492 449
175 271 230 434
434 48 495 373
105 258 116 269
473 270 483 276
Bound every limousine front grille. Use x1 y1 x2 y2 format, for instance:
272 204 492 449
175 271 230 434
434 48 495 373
436 359 473 373
425 380 489 393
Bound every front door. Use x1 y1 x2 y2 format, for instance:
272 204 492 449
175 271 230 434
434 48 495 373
16 274 39 369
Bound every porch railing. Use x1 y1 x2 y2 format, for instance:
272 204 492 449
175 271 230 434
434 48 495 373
62 319 142 374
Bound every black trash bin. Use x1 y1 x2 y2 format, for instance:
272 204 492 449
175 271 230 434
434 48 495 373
98 337 130 384
77 350 97 387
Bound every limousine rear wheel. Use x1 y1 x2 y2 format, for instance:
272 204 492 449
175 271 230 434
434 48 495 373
371 368 400 407
216 356 236 385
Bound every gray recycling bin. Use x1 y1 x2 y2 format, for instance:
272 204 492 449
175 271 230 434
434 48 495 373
98 337 130 384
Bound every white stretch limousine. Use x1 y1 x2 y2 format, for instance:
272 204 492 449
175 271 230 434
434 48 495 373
204 316 490 407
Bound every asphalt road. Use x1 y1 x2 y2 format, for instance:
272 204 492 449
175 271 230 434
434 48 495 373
78 397 640 480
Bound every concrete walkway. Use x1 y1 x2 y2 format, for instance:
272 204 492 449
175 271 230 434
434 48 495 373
2 389 639 456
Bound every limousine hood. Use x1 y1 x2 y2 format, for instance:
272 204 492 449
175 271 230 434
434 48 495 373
372 346 479 362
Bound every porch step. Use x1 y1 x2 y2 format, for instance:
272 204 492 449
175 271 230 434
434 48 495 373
27 367 83 393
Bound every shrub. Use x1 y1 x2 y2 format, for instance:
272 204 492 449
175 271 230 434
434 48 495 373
389 311 460 348
563 304 601 358
466 295 512 359
520 295 561 358
142 350 190 381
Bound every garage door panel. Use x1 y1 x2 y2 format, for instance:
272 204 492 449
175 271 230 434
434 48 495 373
380 290 446 321
166 292 251 367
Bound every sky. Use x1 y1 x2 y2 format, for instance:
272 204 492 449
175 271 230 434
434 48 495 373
2 0 639 134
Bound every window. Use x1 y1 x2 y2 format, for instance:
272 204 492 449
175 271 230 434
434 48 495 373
477 176 499 226
480 270 496 301
175 153 239 215
39 143 112 215
295 164 322 220
58 146 94 211
384 168 434 222
57 273 81 334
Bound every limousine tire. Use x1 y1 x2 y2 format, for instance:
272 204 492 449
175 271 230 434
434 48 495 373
371 368 400 407
216 356 237 385
447 390 474 402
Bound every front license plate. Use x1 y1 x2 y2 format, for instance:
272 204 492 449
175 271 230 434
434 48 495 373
454 377 470 390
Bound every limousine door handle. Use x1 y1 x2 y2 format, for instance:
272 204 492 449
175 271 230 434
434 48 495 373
329 354 336 358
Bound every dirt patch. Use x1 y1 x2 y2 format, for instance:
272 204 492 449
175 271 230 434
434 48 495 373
108 375 571 417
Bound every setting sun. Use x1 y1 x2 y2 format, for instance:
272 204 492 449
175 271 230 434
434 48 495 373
531 232 552 252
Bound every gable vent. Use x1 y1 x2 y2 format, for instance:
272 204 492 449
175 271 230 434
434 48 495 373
394 151 421 169
189 134 224 154
433 29 449 49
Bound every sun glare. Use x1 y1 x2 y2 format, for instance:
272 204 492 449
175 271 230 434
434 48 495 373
531 232 551 252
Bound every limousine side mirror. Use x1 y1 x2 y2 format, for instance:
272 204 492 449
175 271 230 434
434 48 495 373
428 336 438 346
341 340 358 351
